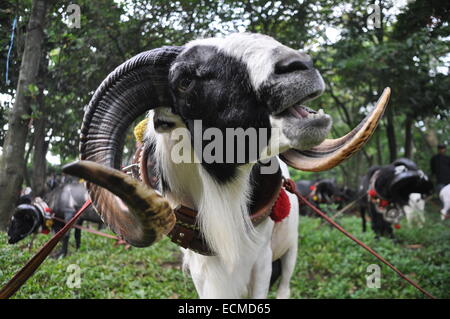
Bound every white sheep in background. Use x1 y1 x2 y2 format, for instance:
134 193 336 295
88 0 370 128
439 184 450 221
403 193 426 228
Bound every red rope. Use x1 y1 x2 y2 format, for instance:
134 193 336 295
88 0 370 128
52 216 120 241
283 179 436 299
0 200 92 299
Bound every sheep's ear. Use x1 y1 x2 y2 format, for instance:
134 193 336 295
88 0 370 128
63 47 184 247
280 87 390 172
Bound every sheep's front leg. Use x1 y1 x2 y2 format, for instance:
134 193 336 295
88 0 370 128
75 220 83 249
249 245 272 298
404 207 413 228
276 243 297 299
418 211 425 227
182 249 206 298
28 233 36 252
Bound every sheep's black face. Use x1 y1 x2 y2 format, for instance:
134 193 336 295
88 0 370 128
7 208 37 244
162 44 271 180
314 180 338 203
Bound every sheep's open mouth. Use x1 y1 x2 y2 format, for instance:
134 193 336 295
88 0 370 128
277 104 330 125
287 105 325 119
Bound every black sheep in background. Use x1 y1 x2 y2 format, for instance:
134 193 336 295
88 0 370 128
295 179 346 216
7 183 103 257
333 185 357 211
358 158 433 239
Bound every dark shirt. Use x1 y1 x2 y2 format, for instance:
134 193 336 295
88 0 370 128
430 154 450 185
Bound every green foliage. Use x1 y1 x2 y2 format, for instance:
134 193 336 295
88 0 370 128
1 0 449 172
0 233 197 298
1 209 448 298
281 211 450 299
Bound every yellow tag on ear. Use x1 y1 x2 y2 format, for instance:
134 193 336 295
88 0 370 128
313 195 318 201
134 118 149 143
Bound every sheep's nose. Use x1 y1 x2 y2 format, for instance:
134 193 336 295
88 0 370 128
275 52 313 74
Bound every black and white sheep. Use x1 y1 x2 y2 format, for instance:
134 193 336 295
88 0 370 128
62 33 389 298
359 158 432 238
8 183 103 257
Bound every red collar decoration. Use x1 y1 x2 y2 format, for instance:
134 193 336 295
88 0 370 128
32 198 54 235
270 188 291 223
368 188 389 208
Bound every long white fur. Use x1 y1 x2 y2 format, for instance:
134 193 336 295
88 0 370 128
148 115 258 271
145 112 298 298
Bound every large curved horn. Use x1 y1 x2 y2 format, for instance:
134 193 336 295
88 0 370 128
62 47 183 247
280 87 390 172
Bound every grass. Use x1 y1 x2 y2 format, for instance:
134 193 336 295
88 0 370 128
1 207 449 299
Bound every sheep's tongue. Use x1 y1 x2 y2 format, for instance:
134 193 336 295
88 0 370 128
280 87 391 172
288 105 316 118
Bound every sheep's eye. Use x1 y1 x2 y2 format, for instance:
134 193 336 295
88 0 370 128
178 77 195 93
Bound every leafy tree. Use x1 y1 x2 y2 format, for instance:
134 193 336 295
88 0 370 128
0 0 48 230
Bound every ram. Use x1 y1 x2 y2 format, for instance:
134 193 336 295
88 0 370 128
63 33 389 298
358 158 432 238
8 183 103 257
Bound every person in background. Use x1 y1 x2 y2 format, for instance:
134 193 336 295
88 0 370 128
430 144 450 194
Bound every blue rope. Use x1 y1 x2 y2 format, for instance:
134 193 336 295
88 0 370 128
5 17 17 86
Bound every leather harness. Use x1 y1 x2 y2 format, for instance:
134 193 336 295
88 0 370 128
133 144 283 256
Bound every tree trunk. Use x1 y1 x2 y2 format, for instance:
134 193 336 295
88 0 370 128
423 118 438 151
385 108 397 163
0 0 47 230
31 114 48 197
404 116 413 159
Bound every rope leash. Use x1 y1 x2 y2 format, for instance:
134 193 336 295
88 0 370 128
0 200 92 299
52 216 122 241
283 178 436 299
315 192 367 229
